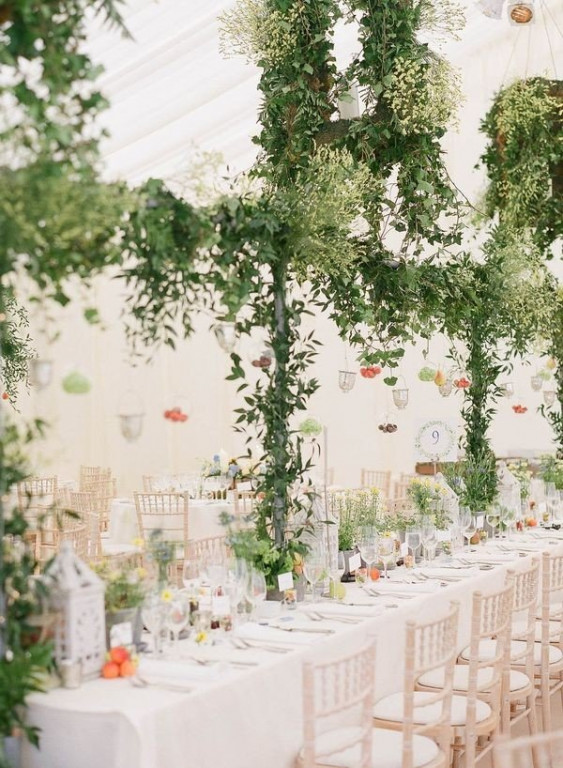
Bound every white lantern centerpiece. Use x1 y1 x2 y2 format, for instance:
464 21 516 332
44 542 106 680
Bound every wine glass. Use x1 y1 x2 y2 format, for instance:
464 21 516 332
377 534 396 580
405 527 421 574
420 522 436 565
182 558 199 593
225 558 248 621
166 591 190 656
359 526 378 581
246 569 267 620
142 592 166 656
500 506 516 539
459 509 477 552
486 505 501 540
305 543 327 600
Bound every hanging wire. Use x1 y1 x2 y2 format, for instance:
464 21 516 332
501 23 524 85
540 0 563 43
539 0 561 77
524 13 532 76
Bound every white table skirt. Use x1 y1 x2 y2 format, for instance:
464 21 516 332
24 539 557 768
108 499 232 545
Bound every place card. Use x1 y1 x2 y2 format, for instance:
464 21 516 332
277 571 294 591
348 552 361 572
400 542 409 557
212 596 230 616
476 515 485 528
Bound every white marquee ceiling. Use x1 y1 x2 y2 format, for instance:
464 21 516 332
88 0 563 189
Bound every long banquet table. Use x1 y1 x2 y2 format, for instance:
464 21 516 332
23 531 563 768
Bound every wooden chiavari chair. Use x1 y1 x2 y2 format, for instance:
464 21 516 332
17 475 59 558
494 729 563 768
70 490 137 565
79 465 111 492
360 469 391 498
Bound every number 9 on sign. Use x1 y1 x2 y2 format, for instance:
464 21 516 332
431 430 440 445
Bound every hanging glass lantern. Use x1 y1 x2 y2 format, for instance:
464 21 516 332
118 390 144 442
531 375 543 392
29 358 53 390
338 370 356 393
500 382 515 398
438 381 453 398
214 322 237 353
543 390 557 407
392 388 409 410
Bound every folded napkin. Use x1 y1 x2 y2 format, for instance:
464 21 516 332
368 580 440 594
236 623 318 646
138 658 223 683
420 567 476 579
304 602 382 618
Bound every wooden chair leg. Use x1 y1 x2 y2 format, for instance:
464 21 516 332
541 676 552 732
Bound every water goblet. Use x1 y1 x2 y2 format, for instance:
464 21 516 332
377 534 396 580
459 509 477 552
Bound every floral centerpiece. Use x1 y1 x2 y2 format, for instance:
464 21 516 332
200 451 262 488
507 460 532 500
539 455 563 490
329 488 382 551
93 560 147 648
406 477 450 529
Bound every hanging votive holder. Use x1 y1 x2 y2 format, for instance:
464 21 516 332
392 388 409 410
338 370 356 393
118 390 145 442
29 358 53 390
438 380 453 398
531 375 543 392
543 390 557 407
214 322 237 353
500 381 514 398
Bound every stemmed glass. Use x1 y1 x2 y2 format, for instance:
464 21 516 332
405 527 421 575
225 558 248 622
142 592 166 656
359 526 378 581
459 509 477 552
500 506 516 539
166 591 190 656
305 545 327 600
420 522 436 565
246 569 267 621
486 505 501 540
377 534 396 580
182 557 199 593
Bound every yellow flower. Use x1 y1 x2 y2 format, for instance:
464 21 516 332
195 631 208 644
160 589 173 603
136 567 147 579
132 537 145 549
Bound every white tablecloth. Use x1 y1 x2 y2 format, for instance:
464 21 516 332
25 533 562 768
108 499 233 545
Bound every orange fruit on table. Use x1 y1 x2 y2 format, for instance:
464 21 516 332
119 659 137 678
102 661 120 679
109 646 130 665
369 566 380 581
526 518 538 527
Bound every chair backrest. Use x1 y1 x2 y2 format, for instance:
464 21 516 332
185 536 229 571
360 469 391 497
494 730 563 768
79 465 111 492
17 476 59 527
233 489 256 515
134 492 189 550
301 641 376 768
69 491 105 558
407 601 459 764
509 559 540 672
39 509 88 562
142 475 155 492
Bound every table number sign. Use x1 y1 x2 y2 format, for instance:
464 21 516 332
415 419 458 463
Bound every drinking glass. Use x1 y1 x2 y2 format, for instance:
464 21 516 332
420 522 436 565
459 509 477 552
182 558 199 593
486 506 501 540
142 592 166 656
500 506 516 539
406 528 421 572
305 545 327 599
377 534 396 580
166 591 190 656
246 569 267 620
359 526 378 581
225 558 249 621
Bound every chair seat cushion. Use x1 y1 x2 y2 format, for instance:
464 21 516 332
373 691 491 727
419 664 530 693
305 726 440 768
458 639 563 667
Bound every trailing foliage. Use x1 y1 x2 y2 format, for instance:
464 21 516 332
479 77 563 252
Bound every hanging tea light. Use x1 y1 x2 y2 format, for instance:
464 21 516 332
338 370 356 393
29 358 53 390
438 381 453 398
118 390 145 442
543 390 557 407
530 374 543 392
392 388 409 410
214 322 237 353
499 382 515 398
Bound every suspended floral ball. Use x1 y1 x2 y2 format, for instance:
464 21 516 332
1 392 9 401
249 342 274 369
453 377 471 389
164 406 189 423
299 417 323 437
378 421 398 433
512 404 528 414
360 365 382 379
62 371 91 394
418 366 437 382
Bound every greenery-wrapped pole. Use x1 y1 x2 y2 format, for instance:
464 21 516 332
272 254 289 548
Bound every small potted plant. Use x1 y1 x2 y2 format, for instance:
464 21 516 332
93 561 146 649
